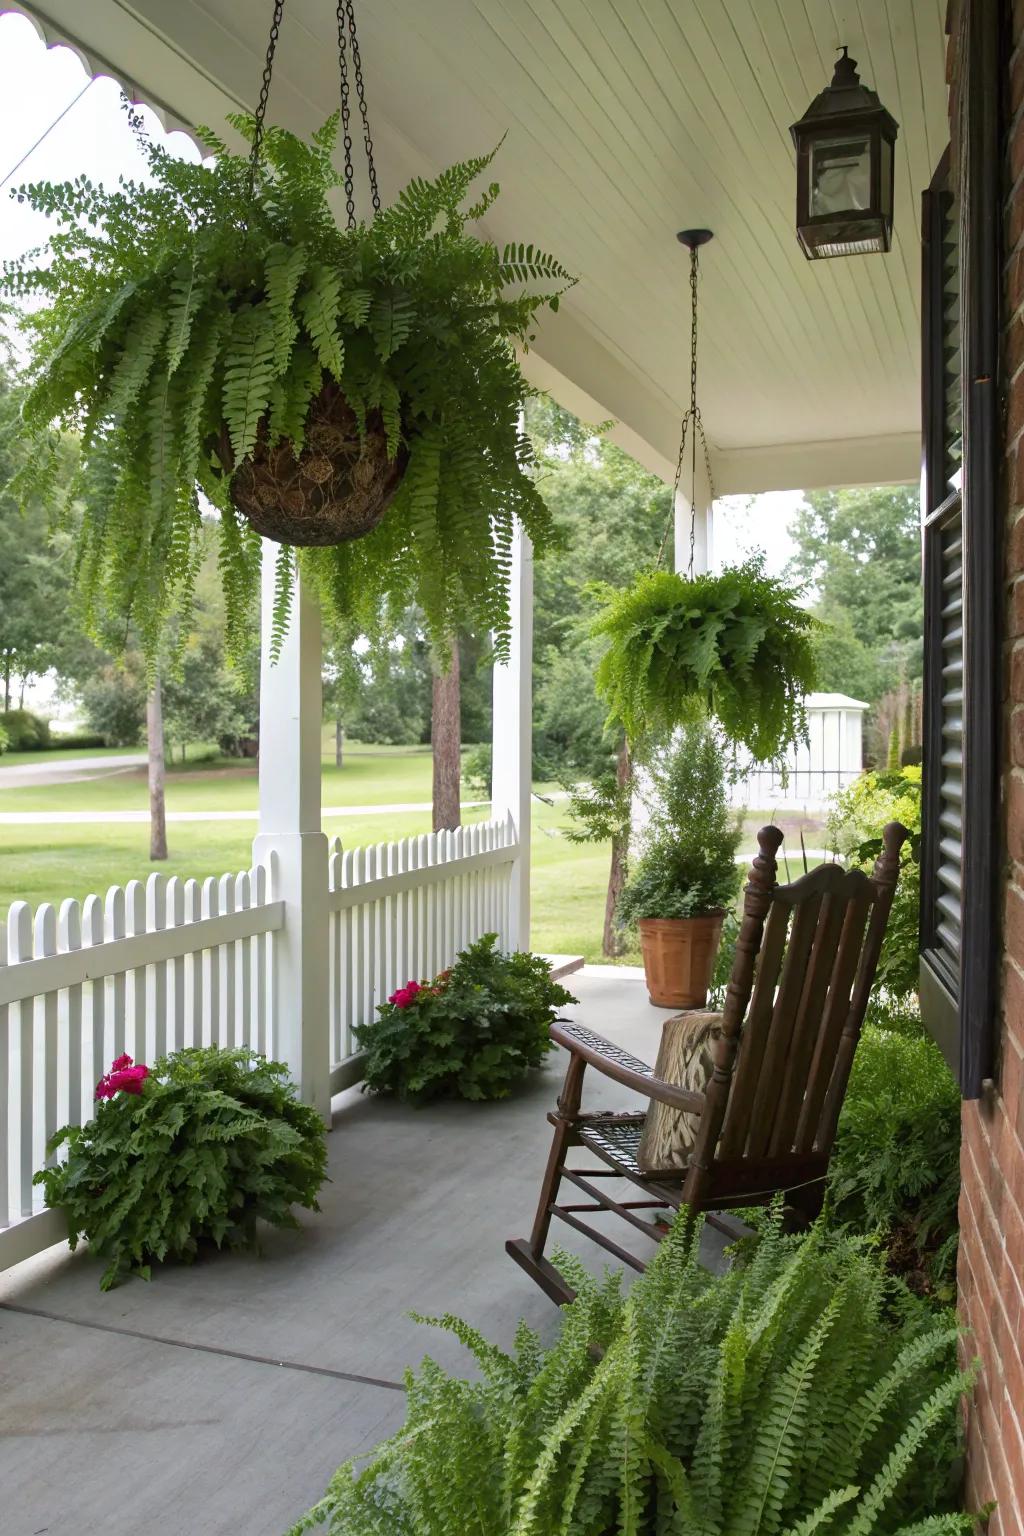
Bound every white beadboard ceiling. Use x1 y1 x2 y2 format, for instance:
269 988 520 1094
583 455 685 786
7 0 949 490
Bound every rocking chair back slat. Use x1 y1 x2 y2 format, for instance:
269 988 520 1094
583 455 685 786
769 885 854 1157
794 886 873 1152
717 898 790 1157
742 889 824 1160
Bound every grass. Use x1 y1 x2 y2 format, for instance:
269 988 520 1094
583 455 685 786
0 737 823 961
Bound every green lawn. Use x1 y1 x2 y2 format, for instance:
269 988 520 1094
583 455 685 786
0 738 818 962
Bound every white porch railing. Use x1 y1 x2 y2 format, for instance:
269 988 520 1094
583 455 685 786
0 815 518 1271
326 817 517 1089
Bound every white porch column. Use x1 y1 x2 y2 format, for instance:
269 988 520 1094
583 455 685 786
491 524 533 950
252 544 331 1120
673 444 714 575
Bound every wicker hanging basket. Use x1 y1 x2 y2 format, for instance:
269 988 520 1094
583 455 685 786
212 377 409 547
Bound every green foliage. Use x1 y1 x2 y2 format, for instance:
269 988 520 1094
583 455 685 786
81 657 147 747
592 559 820 763
788 487 923 708
828 1024 961 1304
525 406 672 780
0 720 7 754
4 113 572 667
356 933 575 1103
618 721 742 926
827 768 922 1000
0 707 51 750
0 370 81 707
34 1045 327 1290
292 1212 975 1535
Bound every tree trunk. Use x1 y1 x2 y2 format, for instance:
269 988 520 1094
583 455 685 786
431 637 461 832
335 717 344 768
3 654 10 712
18 674 27 708
602 738 632 958
147 678 168 861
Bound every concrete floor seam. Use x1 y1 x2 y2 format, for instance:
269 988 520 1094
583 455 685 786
0 1302 407 1392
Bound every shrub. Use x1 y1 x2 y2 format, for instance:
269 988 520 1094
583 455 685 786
827 766 921 999
292 1212 975 1535
35 1046 327 1290
0 720 7 755
828 1023 961 1303
0 707 51 750
463 741 492 796
49 730 108 750
356 933 576 1103
591 557 820 761
618 720 742 926
81 660 147 747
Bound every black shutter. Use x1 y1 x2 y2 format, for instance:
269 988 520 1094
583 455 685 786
919 0 1001 1097
920 154 964 1062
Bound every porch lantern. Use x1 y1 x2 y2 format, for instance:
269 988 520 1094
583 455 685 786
790 46 899 260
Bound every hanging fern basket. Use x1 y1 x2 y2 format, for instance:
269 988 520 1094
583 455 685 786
591 559 821 764
212 378 409 546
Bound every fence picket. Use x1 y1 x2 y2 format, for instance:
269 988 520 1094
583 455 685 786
201 878 219 1047
167 878 186 1053
125 881 146 1065
219 874 236 1048
84 895 105 1089
58 899 83 1130
34 905 58 1178
0 918 9 1229
235 871 252 1053
146 874 167 1063
9 904 33 1217
253 864 269 1056
184 879 202 1049
105 886 127 1061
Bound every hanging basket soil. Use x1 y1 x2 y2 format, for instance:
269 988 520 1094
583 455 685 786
213 378 409 547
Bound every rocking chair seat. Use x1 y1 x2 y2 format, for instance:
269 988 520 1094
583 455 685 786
578 1117 683 1183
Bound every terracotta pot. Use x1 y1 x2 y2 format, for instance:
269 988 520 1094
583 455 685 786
638 912 725 1009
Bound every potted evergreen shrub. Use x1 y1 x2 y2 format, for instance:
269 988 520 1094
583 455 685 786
618 720 742 1007
3 107 572 664
591 557 819 762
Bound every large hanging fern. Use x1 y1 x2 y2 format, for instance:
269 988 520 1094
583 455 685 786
591 558 820 762
2 111 572 664
290 1212 976 1535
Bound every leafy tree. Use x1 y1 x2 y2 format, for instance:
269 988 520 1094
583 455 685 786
81 657 148 746
0 372 79 708
786 485 923 702
525 397 670 780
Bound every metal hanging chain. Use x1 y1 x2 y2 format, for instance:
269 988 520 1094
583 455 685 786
335 1 356 227
345 0 381 217
656 245 716 575
248 0 286 201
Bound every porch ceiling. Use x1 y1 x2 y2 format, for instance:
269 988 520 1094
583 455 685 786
8 0 948 490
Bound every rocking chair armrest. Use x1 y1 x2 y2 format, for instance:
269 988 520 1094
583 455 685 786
550 1020 705 1115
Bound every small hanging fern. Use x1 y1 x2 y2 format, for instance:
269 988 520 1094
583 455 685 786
591 557 821 762
289 1211 977 1535
2 109 573 666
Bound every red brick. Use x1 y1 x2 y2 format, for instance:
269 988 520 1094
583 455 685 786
1008 770 1024 858
1010 643 1024 701
1007 246 1024 313
1010 579 1024 638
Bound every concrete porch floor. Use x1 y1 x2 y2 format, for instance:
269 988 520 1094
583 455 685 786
0 967 729 1536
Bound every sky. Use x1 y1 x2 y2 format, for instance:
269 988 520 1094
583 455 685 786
0 9 802 589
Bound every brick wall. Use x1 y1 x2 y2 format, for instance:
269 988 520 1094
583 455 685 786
957 3 1024 1527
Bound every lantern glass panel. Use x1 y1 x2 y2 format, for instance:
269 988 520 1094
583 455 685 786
810 134 872 216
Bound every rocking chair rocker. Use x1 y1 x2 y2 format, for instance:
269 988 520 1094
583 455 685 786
508 821 908 1305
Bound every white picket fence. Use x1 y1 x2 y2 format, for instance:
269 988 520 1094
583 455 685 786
0 816 517 1268
326 817 517 1080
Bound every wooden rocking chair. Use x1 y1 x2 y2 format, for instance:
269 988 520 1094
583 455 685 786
507 822 908 1305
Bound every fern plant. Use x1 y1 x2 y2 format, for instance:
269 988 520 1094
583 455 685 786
2 109 572 664
292 1212 976 1535
591 558 820 762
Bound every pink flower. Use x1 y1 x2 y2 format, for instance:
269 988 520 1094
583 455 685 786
94 1056 150 1099
388 979 425 1009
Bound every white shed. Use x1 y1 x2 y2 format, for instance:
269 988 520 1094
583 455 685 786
729 693 870 810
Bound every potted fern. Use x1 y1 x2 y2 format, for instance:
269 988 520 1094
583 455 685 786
619 720 742 1007
3 106 571 663
591 557 820 762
